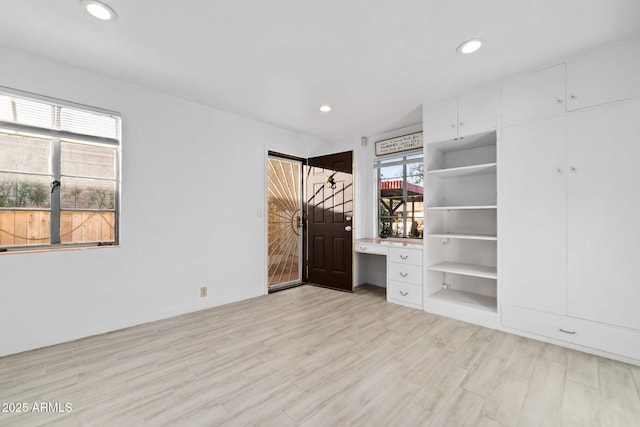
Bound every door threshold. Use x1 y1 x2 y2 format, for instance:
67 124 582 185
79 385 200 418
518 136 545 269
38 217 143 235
268 282 305 294
307 282 353 293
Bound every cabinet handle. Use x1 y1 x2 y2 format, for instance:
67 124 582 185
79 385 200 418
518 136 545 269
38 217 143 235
359 246 366 251
555 98 564 104
559 328 576 335
570 166 577 173
399 290 408 296
556 168 563 174
399 272 408 277
459 122 464 127
450 124 456 128
570 94 577 100
400 255 408 260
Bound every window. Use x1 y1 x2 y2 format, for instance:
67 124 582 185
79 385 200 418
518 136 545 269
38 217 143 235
0 88 120 252
376 151 424 239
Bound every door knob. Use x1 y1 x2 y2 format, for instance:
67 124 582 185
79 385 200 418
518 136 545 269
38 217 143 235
344 225 353 232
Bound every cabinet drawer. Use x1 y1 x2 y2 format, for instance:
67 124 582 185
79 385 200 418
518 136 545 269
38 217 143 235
388 263 422 285
502 305 640 361
354 244 387 255
388 248 422 266
387 281 422 308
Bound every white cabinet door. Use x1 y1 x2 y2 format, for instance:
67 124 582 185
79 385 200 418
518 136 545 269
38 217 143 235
424 96 458 143
501 64 566 128
567 37 640 111
501 117 567 314
458 87 497 137
567 98 640 331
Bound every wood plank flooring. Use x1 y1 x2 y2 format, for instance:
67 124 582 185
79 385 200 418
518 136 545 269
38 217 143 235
1 285 639 426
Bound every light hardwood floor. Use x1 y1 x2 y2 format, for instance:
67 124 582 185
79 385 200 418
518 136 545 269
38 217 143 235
1 285 639 426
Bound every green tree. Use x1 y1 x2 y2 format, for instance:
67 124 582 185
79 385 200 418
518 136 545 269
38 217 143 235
0 180 14 207
27 182 47 207
65 187 83 209
88 187 108 208
15 181 30 207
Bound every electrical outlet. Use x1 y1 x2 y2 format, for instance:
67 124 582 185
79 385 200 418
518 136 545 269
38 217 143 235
442 282 455 290
200 286 207 297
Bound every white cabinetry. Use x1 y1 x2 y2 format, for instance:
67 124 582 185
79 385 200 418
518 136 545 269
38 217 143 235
424 96 458 142
424 132 498 328
387 247 423 309
354 241 423 310
502 37 640 128
566 99 640 331
500 98 640 361
424 88 497 143
567 37 640 111
501 118 566 314
501 64 566 128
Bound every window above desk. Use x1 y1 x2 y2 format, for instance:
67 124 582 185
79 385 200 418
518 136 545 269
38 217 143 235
375 150 424 239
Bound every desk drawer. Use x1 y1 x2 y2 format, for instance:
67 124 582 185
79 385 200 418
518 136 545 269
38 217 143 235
388 281 422 308
388 263 422 285
388 247 423 266
354 244 388 255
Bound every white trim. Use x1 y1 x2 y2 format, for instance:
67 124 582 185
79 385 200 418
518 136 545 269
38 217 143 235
0 85 120 117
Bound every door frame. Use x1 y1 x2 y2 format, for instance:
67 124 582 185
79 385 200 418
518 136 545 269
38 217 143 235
262 146 355 295
263 145 308 295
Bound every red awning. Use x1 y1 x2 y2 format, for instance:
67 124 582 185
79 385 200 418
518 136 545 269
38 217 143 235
380 180 423 198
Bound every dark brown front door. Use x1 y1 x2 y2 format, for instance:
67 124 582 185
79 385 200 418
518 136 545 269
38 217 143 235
306 151 353 291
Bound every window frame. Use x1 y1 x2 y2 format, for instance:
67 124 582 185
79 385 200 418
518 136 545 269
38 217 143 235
375 149 424 239
0 87 121 253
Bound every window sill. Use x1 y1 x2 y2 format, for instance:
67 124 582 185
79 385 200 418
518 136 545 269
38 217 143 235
0 243 120 255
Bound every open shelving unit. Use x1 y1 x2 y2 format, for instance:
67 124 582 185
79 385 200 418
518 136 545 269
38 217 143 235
427 162 496 178
427 233 497 241
424 130 498 328
428 261 497 279
429 289 496 312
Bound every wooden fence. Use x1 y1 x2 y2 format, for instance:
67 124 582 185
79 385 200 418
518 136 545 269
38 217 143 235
0 211 115 247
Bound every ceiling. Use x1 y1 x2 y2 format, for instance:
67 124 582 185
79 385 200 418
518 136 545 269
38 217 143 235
1 1 640 142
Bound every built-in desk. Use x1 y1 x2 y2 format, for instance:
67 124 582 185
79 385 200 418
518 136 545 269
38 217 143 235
354 238 423 309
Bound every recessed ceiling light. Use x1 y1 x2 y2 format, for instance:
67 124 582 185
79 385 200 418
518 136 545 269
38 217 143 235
80 0 117 21
319 105 332 113
457 39 482 55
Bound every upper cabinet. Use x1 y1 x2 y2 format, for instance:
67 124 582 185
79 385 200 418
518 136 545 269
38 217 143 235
567 37 640 111
502 37 640 128
424 87 497 143
424 96 458 142
501 64 566 128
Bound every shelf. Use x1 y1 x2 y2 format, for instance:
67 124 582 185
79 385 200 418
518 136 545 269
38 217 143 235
428 262 497 279
428 130 497 152
427 205 497 211
429 289 497 312
428 162 496 178
427 233 497 241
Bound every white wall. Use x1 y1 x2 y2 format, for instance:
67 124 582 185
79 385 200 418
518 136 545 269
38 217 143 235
0 46 324 356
